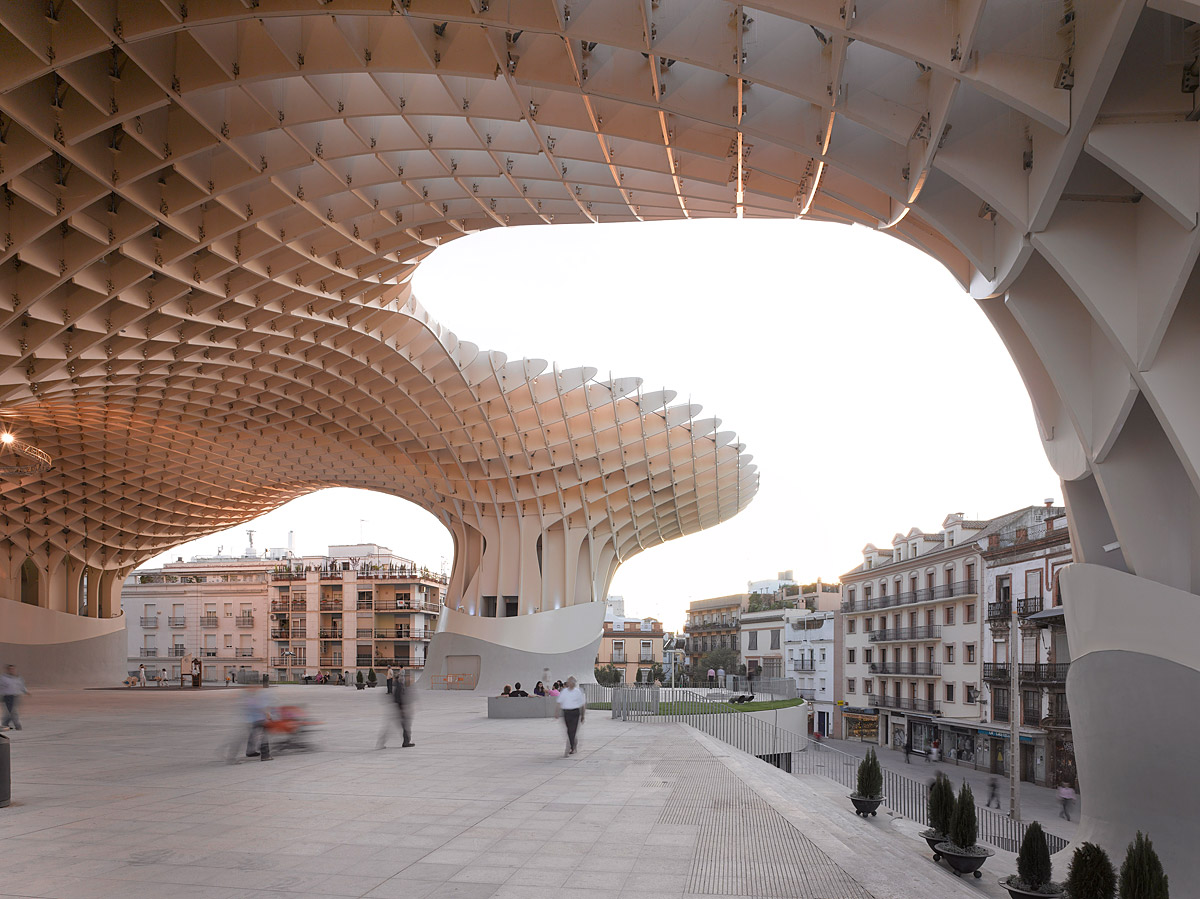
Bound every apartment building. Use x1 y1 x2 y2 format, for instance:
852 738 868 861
683 593 749 670
980 504 1075 787
269 544 446 683
839 510 1024 751
122 554 274 682
786 610 837 736
740 609 787 678
596 597 664 683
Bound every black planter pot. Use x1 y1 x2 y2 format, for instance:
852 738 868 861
355 682 365 690
999 878 1063 899
848 794 884 817
934 843 994 879
921 830 948 861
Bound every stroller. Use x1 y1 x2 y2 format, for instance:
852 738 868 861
263 705 320 752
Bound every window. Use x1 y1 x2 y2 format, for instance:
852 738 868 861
224 634 233 648
926 608 935 627
945 683 955 703
863 678 873 694
847 648 856 664
820 648 826 662
748 631 758 650
846 678 856 693
944 644 955 664
965 603 976 623
944 605 956 625
847 619 857 634
966 684 978 704
848 587 856 603
863 648 873 665
997 575 1012 602
770 629 780 650
224 602 233 617
864 616 873 632
966 562 976 586
965 643 976 663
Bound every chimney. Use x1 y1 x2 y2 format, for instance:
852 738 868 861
1044 497 1054 508
288 530 295 553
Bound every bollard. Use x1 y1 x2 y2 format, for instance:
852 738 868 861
262 673 269 688
0 732 9 808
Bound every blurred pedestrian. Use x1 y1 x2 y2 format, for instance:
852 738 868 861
555 676 586 756
904 737 912 763
243 684 273 759
1058 783 1075 820
1 664 29 730
386 666 394 694
377 674 414 749
987 778 1001 809
707 667 715 686
138 663 147 687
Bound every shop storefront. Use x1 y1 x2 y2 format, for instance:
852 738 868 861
908 717 936 754
842 709 879 743
975 725 1036 778
944 727 977 767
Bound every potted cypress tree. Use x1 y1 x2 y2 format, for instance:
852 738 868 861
921 772 955 860
1000 822 1062 896
1118 831 1168 899
1063 842 1116 899
367 668 378 688
849 748 885 817
935 782 994 878
355 670 365 690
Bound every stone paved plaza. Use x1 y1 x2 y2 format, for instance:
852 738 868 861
0 686 1024 899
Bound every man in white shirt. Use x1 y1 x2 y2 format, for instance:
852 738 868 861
1 665 29 730
554 676 586 756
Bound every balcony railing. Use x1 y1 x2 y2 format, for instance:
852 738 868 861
271 570 307 581
141 648 158 657
793 659 817 672
319 600 344 611
139 617 157 627
270 601 290 613
373 629 430 640
169 646 187 657
993 705 1010 722
168 616 186 627
868 626 941 643
983 662 1070 683
799 688 816 700
686 621 738 633
235 615 254 628
270 656 306 667
987 601 1012 620
318 656 343 667
841 579 977 613
202 649 217 657
235 648 256 658
868 693 939 715
357 628 374 639
1047 697 1071 727
868 662 941 677
271 629 306 640
318 629 344 639
1018 595 1044 617
291 600 307 612
357 601 374 610
639 653 654 663
611 655 626 664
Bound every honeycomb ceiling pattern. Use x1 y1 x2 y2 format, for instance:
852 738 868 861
0 0 1181 590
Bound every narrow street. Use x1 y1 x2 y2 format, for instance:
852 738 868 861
819 736 1078 843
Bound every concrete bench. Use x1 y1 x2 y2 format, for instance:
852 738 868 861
487 695 557 718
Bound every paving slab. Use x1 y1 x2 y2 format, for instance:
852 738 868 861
0 686 1019 898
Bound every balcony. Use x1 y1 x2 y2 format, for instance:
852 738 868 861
357 628 374 639
868 625 940 643
202 649 217 657
291 600 307 612
357 600 374 610
140 617 157 627
993 705 1010 722
271 656 306 667
611 654 626 665
200 615 218 628
168 616 186 627
639 653 654 663
270 628 290 639
319 600 344 611
317 570 345 580
235 615 254 628
271 570 307 581
1047 697 1071 728
1018 595 1044 617
799 688 816 700
140 648 158 657
270 601 290 613
318 629 344 639
983 662 1070 683
868 662 941 677
235 648 256 658
841 579 978 613
987 601 1012 620
868 693 939 715
318 656 343 667
792 659 817 672
169 646 187 657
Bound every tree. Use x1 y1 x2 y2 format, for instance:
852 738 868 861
1118 831 1168 899
700 647 740 675
594 664 621 686
1065 842 1116 899
949 782 978 850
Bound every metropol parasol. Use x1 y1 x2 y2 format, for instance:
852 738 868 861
0 0 1198 880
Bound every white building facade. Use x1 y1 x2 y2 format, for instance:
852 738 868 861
786 610 837 737
840 511 1018 752
122 555 273 683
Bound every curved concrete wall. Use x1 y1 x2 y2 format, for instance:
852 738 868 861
423 603 605 694
0 599 127 686
1062 563 1200 884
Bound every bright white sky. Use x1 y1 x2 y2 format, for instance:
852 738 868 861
145 219 1060 629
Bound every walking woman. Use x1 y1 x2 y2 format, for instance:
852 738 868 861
554 676 586 756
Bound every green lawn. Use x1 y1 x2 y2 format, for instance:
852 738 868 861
585 698 804 714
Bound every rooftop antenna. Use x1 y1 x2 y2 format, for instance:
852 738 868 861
246 529 256 557
360 518 366 542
